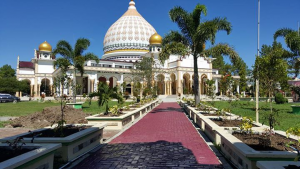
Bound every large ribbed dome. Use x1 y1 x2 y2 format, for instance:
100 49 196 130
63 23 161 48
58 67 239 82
103 0 156 54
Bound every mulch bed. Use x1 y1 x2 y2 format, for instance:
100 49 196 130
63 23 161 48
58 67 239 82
22 126 89 138
8 106 88 129
233 132 300 151
0 147 37 162
211 119 242 127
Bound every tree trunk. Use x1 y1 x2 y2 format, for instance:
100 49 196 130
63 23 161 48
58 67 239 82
193 55 200 105
73 68 77 103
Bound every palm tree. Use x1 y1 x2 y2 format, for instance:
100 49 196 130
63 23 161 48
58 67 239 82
160 4 239 104
93 82 123 115
53 38 99 103
274 28 300 76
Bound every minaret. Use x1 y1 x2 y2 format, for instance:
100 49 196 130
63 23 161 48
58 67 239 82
17 56 20 75
149 33 163 60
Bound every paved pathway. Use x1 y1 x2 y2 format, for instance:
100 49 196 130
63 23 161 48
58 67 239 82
74 103 222 169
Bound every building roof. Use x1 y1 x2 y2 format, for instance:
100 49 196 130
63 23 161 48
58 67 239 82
103 0 156 54
19 61 34 69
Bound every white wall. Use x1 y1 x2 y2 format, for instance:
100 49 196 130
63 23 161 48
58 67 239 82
19 69 34 75
37 60 55 74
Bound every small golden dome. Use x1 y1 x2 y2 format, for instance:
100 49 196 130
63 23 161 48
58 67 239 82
149 33 162 45
39 41 52 52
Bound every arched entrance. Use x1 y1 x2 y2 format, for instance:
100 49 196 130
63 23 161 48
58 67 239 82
98 77 106 84
109 77 118 88
40 78 50 96
183 73 191 94
170 73 176 95
201 74 208 95
156 74 165 95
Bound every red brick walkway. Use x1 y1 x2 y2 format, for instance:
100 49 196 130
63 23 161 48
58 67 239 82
74 103 221 168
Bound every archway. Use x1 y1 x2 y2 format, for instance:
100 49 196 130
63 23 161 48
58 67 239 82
98 77 106 84
109 77 118 88
170 73 176 95
183 73 191 94
40 78 50 96
156 74 165 95
201 74 208 95
123 77 132 94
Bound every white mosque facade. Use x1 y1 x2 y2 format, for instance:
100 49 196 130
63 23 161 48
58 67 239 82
16 0 240 98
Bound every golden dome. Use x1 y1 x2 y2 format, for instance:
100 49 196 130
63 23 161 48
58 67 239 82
149 33 162 45
39 41 52 52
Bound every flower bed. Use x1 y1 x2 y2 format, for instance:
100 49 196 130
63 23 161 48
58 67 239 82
216 129 299 169
0 143 61 169
86 100 159 130
0 124 106 162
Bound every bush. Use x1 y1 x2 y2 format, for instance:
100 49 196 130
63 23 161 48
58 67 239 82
275 93 287 104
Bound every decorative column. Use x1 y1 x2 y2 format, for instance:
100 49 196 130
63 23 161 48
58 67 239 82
164 81 167 95
50 85 53 96
20 91 22 97
91 79 95 92
140 82 143 99
199 80 201 95
15 92 19 97
169 81 172 95
177 71 181 95
131 82 134 97
30 85 34 97
106 80 110 85
37 84 40 97
215 79 219 94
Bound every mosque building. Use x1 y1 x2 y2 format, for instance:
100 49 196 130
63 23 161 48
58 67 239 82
16 0 240 98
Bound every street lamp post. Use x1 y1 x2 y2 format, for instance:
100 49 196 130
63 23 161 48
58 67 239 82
255 0 260 123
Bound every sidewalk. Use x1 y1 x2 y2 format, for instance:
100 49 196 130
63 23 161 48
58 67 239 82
74 102 222 168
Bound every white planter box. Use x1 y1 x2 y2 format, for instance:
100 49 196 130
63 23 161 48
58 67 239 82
257 161 300 169
216 129 298 169
0 143 61 169
0 124 106 162
86 100 159 130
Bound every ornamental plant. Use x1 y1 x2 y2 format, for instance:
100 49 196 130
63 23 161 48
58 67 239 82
239 117 253 134
286 125 300 146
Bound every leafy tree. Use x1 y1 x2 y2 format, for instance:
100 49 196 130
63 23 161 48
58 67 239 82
274 28 300 76
0 77 20 94
0 64 15 78
131 57 164 98
53 38 99 103
91 82 123 115
253 42 288 98
219 74 233 96
160 4 239 104
206 79 215 99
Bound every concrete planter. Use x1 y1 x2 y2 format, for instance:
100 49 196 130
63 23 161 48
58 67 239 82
291 105 300 114
257 161 300 169
86 100 159 130
216 129 298 169
0 143 61 169
66 102 84 109
0 124 106 162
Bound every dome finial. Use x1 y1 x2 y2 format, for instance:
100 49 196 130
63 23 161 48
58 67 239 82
129 0 136 9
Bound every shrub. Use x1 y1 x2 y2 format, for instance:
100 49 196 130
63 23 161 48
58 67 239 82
275 93 287 104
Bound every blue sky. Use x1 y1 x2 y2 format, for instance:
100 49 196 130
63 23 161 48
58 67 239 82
0 0 299 69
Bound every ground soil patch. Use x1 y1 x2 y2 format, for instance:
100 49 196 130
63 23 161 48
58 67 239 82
212 119 242 127
233 132 300 151
0 147 37 162
8 106 89 129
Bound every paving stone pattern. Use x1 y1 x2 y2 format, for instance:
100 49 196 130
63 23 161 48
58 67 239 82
74 103 222 169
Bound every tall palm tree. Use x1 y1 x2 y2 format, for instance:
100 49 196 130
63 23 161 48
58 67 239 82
53 38 99 103
274 28 300 76
160 4 239 104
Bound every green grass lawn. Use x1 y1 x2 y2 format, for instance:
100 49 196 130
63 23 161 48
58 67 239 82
0 100 131 117
209 100 300 131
